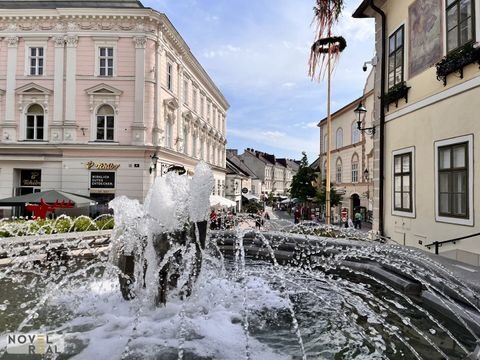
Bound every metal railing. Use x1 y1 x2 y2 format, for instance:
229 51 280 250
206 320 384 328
425 232 480 255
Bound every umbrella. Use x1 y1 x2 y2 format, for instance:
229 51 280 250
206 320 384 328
0 190 96 208
210 195 236 208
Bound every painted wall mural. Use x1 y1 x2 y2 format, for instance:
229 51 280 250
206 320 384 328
408 0 442 78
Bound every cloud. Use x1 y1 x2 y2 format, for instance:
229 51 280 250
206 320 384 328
142 0 374 161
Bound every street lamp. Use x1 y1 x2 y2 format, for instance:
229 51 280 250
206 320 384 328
354 102 375 135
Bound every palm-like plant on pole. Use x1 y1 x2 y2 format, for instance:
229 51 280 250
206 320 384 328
309 0 346 79
309 0 346 224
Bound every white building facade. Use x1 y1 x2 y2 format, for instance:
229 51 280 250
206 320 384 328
0 0 229 217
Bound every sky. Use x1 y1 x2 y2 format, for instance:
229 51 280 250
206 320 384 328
142 0 375 163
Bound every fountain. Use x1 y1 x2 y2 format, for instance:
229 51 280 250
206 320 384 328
0 161 479 359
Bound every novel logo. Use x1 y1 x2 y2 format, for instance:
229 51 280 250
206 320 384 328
6 333 64 355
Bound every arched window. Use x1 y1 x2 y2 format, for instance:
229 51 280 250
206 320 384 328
26 104 44 140
336 158 342 183
96 105 114 141
351 154 359 183
336 128 343 149
351 121 360 144
323 133 328 153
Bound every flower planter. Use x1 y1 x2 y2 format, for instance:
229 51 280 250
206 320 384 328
436 43 480 86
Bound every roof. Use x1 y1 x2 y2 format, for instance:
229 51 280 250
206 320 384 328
226 151 258 178
0 0 144 8
352 0 371 18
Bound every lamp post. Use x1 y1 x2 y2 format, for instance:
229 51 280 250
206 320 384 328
354 102 375 135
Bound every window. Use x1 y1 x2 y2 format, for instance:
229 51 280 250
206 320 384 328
165 122 172 148
351 155 359 183
25 104 44 140
167 62 173 91
336 159 342 183
183 126 188 155
183 79 189 105
200 96 204 116
200 139 204 160
392 147 416 217
192 131 197 158
193 88 197 112
446 0 474 52
435 135 473 224
336 128 343 149
99 47 114 76
322 133 328 153
393 152 412 212
388 26 404 89
96 105 114 141
207 102 211 121
29 47 44 76
352 121 360 144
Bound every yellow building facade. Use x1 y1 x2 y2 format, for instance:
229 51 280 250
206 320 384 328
355 0 480 265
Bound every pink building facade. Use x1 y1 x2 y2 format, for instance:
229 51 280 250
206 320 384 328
0 0 229 217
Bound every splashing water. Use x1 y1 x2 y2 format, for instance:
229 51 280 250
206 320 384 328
0 162 479 359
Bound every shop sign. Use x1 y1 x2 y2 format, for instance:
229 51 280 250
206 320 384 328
90 172 115 189
85 161 120 170
21 170 41 187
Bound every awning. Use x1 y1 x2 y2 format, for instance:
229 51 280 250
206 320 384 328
242 193 259 201
280 198 298 204
210 195 236 208
0 190 96 208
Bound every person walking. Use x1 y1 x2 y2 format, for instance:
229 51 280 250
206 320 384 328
210 209 217 230
355 211 362 229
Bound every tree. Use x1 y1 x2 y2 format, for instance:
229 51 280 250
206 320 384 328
289 152 317 202
316 179 342 207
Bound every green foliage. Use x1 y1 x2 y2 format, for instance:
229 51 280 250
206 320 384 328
243 201 264 214
0 215 115 238
316 179 342 207
54 217 73 233
95 215 115 230
289 152 317 202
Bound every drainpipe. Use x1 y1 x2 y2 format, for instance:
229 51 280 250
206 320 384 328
369 0 386 236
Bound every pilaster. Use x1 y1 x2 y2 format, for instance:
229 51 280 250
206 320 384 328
4 36 18 142
64 34 78 142
51 35 65 142
132 36 146 145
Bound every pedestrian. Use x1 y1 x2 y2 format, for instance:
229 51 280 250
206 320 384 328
294 207 301 224
355 211 362 229
210 209 217 230
348 218 354 228
255 210 262 230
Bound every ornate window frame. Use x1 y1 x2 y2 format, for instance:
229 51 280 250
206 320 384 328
85 83 122 141
16 83 51 141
